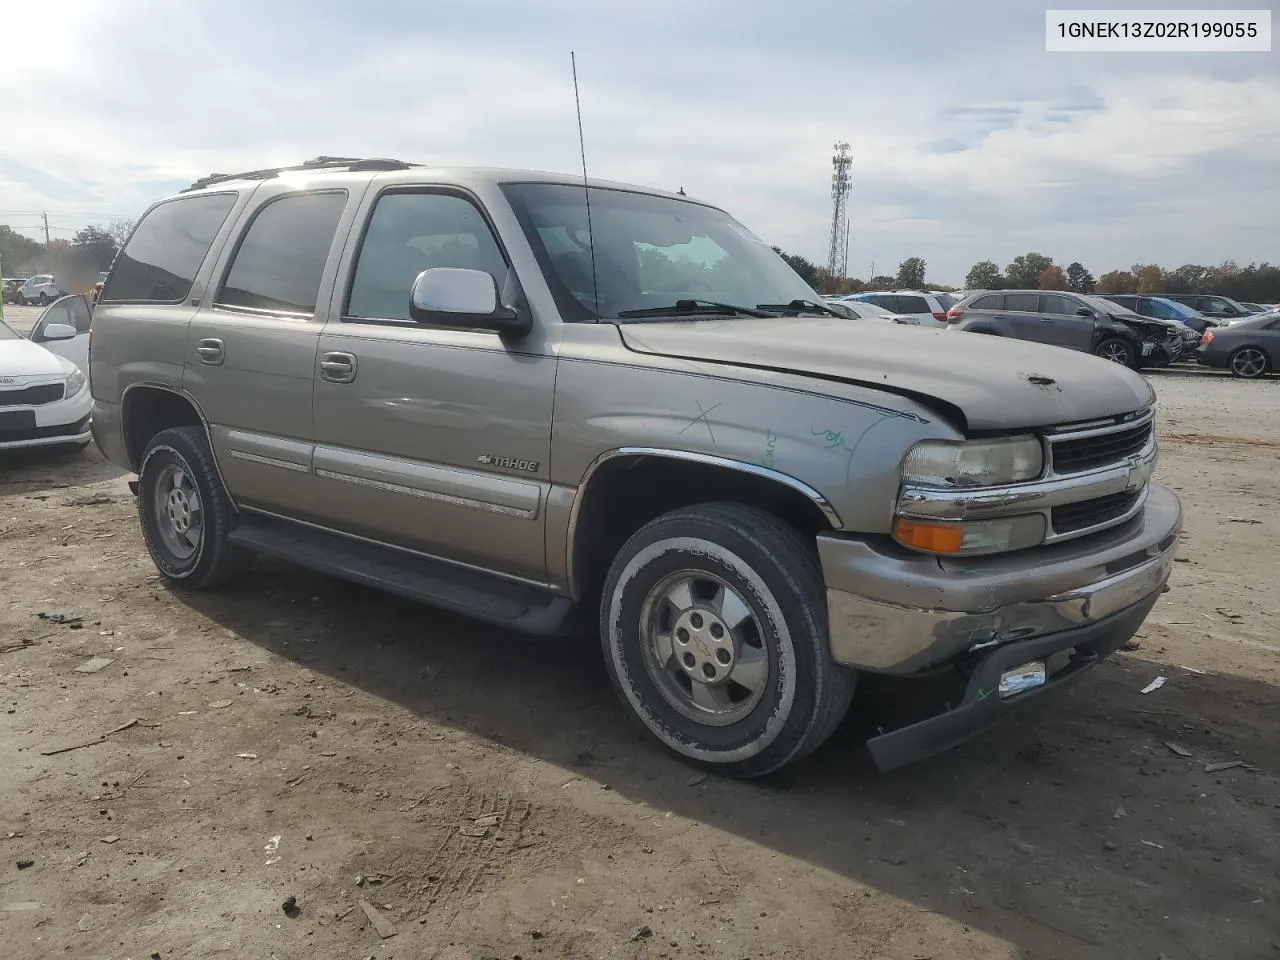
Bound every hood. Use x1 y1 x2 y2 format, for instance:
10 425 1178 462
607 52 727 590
617 318 1154 432
0 337 72 380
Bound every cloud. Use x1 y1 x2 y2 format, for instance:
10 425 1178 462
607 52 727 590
3 0 1278 284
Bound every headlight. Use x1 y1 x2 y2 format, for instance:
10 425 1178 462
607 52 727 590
903 436 1043 488
65 367 86 396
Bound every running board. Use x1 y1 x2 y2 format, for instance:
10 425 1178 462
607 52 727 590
228 512 577 637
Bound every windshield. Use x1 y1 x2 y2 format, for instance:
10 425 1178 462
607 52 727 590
501 183 819 322
0 318 20 340
850 301 894 318
1150 297 1197 320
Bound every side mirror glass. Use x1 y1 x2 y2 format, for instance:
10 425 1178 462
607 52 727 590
40 322 78 341
1075 307 1094 317
409 268 531 337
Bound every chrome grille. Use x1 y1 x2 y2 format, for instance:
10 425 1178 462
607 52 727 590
0 383 65 406
1048 412 1153 475
1052 491 1142 534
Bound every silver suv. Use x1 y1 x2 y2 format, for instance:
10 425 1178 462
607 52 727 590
89 157 1181 777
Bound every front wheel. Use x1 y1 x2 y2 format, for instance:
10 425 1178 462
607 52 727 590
1228 346 1269 379
1093 337 1136 367
16 294 26 306
137 426 253 589
600 503 856 778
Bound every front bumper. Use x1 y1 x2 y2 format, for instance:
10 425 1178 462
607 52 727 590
0 387 93 451
817 483 1181 765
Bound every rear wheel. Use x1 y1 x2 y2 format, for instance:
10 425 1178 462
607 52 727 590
37 293 49 306
1228 346 1269 379
137 426 252 589
600 502 856 778
1093 337 1135 367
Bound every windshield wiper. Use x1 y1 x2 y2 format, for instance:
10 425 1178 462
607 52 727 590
615 299 776 319
754 298 842 317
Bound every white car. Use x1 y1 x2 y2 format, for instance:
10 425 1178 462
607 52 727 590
825 297 920 324
27 294 92 372
0 307 92 452
845 290 957 328
15 274 65 306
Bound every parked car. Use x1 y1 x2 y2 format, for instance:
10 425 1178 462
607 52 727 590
846 290 954 327
89 156 1180 777
1159 294 1252 321
0 314 92 451
27 294 92 372
946 290 1184 368
3 277 30 304
1235 302 1268 315
824 297 918 324
1095 294 1206 348
1196 310 1280 379
14 274 65 306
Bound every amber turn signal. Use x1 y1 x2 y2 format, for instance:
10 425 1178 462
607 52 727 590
893 518 965 554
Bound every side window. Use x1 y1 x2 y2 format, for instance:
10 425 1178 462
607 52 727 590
1201 297 1229 314
970 294 1001 310
1040 294 1077 315
897 295 929 313
346 192 508 323
101 193 236 303
217 191 347 316
1147 300 1174 320
1005 293 1039 312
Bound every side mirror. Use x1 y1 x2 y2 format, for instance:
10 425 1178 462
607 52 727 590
1075 307 1094 317
40 322 78 341
409 268 531 337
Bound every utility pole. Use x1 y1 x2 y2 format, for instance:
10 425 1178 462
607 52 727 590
42 211 50 247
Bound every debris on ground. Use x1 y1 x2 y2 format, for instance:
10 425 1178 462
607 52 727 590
1205 760 1246 774
74 657 116 674
40 718 140 756
1225 517 1262 524
686 773 708 786
1121 639 1142 651
209 700 233 709
631 924 654 941
99 835 119 844
357 899 398 939
1164 741 1193 758
1141 840 1165 850
16 858 34 869
37 612 82 626
1140 677 1167 695
282 895 299 917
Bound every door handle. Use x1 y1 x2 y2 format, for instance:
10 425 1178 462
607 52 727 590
319 351 357 383
196 338 224 365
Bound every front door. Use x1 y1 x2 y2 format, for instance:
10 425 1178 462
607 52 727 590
29 295 91 371
310 188 556 582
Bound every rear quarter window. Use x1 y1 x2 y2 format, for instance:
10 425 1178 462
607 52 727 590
897 295 929 313
969 294 1001 310
1005 293 1039 312
100 193 237 303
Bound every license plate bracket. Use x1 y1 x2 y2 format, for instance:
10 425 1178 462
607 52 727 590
0 410 37 432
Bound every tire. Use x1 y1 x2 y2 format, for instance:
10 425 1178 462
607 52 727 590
137 426 252 589
600 502 856 778
1093 337 1135 367
16 294 26 306
1228 346 1269 379
37 293 49 306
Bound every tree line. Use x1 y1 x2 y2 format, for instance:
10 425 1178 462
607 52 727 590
963 253 1280 303
1 221 134 281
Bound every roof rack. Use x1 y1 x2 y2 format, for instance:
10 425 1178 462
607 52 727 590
183 156 419 192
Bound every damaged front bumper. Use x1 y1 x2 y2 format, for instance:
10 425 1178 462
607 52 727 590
817 483 1182 769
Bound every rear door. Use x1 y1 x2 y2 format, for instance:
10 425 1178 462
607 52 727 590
183 180 369 517
1037 293 1094 350
1000 292 1046 342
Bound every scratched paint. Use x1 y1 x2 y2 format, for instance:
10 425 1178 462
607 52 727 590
763 429 778 468
811 411 899 483
678 400 722 446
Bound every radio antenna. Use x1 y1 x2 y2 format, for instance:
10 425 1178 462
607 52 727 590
570 51 600 316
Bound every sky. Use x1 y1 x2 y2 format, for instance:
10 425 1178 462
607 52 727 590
2 0 1277 286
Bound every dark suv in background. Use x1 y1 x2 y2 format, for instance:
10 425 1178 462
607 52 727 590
1095 294 1206 347
1160 294 1253 321
946 290 1184 368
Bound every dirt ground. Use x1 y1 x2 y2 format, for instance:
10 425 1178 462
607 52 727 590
2 339 1278 959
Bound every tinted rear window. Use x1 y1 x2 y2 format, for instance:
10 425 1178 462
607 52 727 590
1005 293 1039 312
100 193 236 303
217 191 347 315
897 295 929 313
933 293 956 310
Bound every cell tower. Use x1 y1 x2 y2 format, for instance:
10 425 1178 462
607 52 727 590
827 141 852 281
